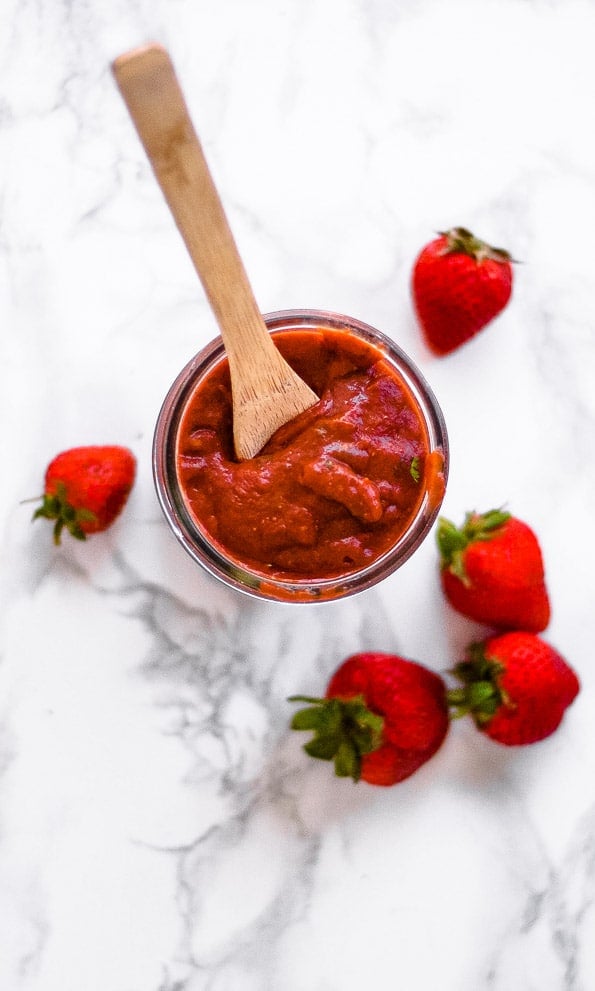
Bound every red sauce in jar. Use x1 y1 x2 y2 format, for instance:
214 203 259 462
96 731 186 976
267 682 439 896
176 328 444 581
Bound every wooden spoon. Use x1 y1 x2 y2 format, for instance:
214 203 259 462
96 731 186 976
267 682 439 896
112 43 318 460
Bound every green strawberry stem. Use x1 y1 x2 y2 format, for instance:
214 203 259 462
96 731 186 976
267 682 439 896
32 483 97 545
436 507 510 584
288 694 384 782
440 227 513 264
445 644 514 726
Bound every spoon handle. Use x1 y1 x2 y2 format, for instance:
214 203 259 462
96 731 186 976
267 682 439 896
112 43 271 362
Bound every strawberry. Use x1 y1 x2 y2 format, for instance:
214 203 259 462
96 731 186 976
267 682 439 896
33 445 136 544
447 632 580 746
289 651 449 786
437 508 551 632
412 226 513 355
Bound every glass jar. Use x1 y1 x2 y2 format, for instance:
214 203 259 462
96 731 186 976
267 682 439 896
153 309 449 602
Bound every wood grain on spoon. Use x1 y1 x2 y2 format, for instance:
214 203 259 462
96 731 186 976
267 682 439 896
112 43 318 460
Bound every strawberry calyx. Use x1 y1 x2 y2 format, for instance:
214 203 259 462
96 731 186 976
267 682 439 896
439 227 512 264
32 483 97 545
289 693 384 781
436 508 510 586
446 643 513 727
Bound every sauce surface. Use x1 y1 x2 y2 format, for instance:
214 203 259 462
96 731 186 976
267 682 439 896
176 328 442 581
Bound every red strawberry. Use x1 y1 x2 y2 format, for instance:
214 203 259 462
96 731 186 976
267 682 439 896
412 226 513 355
289 651 449 786
437 508 551 632
448 632 580 746
33 445 136 544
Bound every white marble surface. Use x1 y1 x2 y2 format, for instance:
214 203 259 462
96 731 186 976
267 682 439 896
2 0 595 988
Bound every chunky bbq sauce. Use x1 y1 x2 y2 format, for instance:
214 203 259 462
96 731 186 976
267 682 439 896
176 328 444 581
